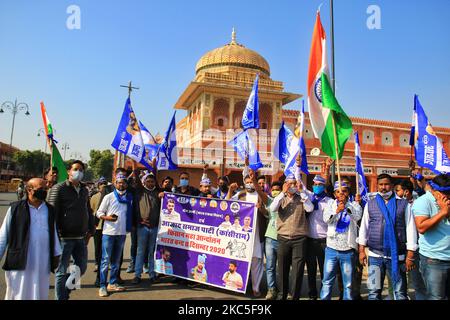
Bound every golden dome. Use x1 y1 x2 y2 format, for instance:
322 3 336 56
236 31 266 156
195 29 270 76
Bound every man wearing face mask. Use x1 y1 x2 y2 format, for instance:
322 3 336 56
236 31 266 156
47 160 95 300
263 181 283 300
269 173 314 300
175 172 200 196
358 174 417 300
0 178 62 300
303 174 333 300
96 174 133 297
132 172 161 285
226 161 268 298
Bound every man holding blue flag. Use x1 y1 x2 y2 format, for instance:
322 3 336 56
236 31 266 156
358 174 418 300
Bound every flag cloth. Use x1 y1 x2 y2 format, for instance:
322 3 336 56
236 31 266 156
241 74 260 130
39 102 67 182
413 95 450 173
51 142 68 183
409 103 416 147
139 120 172 171
159 111 178 170
307 11 352 160
111 97 147 165
274 122 293 164
355 132 368 207
296 102 309 175
228 130 263 171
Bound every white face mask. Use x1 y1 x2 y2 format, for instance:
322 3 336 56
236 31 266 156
288 187 298 194
378 190 393 199
117 189 127 196
71 170 84 182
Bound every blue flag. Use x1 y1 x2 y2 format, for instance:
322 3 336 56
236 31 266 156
159 111 178 170
111 97 147 164
139 120 169 172
273 122 302 176
414 95 450 173
409 103 416 147
228 130 263 171
241 74 259 130
355 132 368 207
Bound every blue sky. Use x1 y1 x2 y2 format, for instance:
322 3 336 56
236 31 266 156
0 0 449 161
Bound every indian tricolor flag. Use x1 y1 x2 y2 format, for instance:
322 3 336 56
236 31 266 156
40 102 68 182
307 12 352 160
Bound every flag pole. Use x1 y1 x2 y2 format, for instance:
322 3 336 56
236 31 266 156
331 111 342 188
355 132 360 195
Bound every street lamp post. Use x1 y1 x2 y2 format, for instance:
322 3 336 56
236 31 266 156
0 99 30 172
61 143 70 161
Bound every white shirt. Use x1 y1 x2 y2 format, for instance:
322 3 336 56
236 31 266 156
0 202 62 300
222 271 243 290
268 190 315 213
96 192 129 236
358 199 418 261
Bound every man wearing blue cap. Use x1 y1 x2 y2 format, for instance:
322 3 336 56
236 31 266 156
320 181 362 300
96 173 133 297
358 174 417 300
412 173 450 300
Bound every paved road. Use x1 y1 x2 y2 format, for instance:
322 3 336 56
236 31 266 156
0 192 398 300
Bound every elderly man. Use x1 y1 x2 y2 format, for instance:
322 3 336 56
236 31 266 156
412 173 450 300
0 178 61 300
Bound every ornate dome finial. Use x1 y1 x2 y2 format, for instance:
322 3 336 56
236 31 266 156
231 27 237 44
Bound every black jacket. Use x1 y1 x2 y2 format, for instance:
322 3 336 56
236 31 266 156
47 181 95 238
2 200 58 273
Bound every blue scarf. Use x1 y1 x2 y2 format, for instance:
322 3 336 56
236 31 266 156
335 201 351 233
113 189 133 233
376 194 399 284
312 192 327 211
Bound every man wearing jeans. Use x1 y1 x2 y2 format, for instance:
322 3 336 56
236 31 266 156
263 181 282 300
412 173 450 300
132 172 161 284
47 160 95 300
358 174 417 300
320 182 362 300
304 175 332 300
96 174 133 297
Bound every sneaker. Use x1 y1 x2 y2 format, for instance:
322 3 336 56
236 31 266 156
265 288 278 300
126 265 135 273
99 287 109 297
287 294 293 300
131 277 141 285
107 283 126 292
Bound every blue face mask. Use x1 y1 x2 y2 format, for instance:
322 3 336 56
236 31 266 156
313 185 325 195
179 179 189 187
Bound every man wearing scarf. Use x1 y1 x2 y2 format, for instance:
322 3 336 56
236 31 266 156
132 172 161 285
304 174 333 300
358 174 417 300
96 174 133 297
412 173 450 300
320 182 362 300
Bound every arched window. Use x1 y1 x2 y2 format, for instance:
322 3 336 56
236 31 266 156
399 134 410 147
382 132 393 146
363 130 375 144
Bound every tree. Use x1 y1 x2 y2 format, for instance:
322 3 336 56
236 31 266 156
13 150 50 178
88 149 114 181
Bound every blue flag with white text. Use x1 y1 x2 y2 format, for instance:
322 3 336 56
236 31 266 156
414 95 450 173
228 130 263 171
355 132 368 207
241 74 259 130
111 98 148 165
159 111 178 170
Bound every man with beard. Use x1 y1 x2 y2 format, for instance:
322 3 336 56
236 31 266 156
358 174 417 300
214 176 231 200
222 260 243 290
